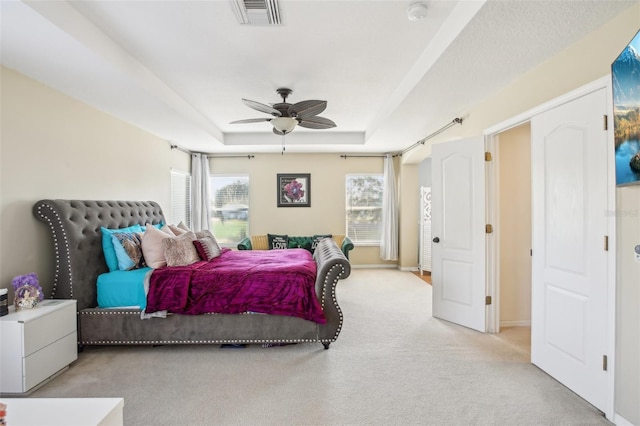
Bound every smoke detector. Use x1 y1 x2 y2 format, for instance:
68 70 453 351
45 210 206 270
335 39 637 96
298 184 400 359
231 0 282 25
407 1 428 21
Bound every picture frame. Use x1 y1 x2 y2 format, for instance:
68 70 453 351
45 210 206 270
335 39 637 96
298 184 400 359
277 174 311 207
612 28 640 186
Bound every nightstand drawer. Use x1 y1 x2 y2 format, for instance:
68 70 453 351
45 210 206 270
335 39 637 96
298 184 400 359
22 301 76 356
24 331 77 391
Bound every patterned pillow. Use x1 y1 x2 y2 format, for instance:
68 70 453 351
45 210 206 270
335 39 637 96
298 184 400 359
101 224 144 271
163 232 199 267
195 230 222 252
111 232 146 270
193 237 222 261
268 234 289 250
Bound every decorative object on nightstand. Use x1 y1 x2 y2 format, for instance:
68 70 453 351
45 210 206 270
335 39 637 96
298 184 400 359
11 273 43 310
0 288 8 316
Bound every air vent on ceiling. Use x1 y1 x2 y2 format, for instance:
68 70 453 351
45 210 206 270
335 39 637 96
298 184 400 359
231 0 282 26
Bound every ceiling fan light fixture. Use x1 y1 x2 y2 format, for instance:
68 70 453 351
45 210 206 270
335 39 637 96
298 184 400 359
407 1 428 21
271 117 297 134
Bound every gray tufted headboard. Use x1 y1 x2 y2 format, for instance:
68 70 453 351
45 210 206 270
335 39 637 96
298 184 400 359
33 200 165 311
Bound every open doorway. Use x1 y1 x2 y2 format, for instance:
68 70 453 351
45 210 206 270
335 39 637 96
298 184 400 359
495 123 532 335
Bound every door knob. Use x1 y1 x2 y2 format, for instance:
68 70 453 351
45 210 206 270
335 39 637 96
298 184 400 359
433 237 440 243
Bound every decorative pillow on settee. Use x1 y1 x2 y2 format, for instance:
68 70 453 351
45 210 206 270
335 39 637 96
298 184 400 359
268 234 289 250
250 234 269 250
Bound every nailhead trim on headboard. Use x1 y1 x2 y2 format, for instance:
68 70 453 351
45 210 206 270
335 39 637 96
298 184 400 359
35 202 73 299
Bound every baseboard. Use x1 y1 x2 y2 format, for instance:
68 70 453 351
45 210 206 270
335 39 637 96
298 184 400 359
399 266 419 272
350 264 398 269
613 413 634 426
500 320 531 327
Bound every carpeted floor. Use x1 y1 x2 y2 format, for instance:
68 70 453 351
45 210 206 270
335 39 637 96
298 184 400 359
25 269 608 425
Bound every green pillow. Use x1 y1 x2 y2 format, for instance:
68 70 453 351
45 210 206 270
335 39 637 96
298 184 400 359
267 234 289 250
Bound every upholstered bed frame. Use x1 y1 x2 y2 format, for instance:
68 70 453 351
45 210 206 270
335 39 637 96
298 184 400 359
33 200 350 349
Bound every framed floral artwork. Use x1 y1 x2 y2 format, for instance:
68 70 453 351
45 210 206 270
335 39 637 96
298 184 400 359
277 174 310 207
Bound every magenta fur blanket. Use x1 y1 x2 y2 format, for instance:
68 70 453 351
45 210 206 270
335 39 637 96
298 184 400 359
145 248 326 323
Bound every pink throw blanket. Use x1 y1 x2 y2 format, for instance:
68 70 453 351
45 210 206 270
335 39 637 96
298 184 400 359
145 248 326 323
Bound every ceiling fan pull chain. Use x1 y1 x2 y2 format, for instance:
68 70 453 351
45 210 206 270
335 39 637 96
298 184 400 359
282 134 286 155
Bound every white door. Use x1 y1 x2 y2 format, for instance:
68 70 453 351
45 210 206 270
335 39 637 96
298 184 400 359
531 89 608 411
431 137 486 332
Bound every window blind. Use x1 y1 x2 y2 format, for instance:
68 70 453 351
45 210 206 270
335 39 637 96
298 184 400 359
170 169 191 228
346 174 383 245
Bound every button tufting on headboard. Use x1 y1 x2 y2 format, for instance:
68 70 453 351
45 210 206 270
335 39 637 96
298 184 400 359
33 200 166 312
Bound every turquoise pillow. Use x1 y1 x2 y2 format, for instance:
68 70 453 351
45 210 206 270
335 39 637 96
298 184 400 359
101 225 144 272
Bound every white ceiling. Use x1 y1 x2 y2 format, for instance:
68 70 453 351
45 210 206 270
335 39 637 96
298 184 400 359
1 0 636 160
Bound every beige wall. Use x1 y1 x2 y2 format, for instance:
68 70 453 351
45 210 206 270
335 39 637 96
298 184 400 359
209 154 397 267
398 162 419 270
497 124 531 326
0 67 190 299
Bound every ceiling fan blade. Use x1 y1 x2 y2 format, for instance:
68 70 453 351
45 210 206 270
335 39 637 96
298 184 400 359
230 118 272 124
297 116 337 129
288 100 327 118
242 99 282 116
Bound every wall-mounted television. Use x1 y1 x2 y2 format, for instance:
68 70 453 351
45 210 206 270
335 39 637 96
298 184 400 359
612 29 640 186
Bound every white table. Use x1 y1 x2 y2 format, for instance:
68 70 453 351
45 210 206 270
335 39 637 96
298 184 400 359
1 398 124 426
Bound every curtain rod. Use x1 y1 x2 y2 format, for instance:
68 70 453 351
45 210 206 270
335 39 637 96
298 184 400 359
339 117 463 159
169 144 254 159
340 154 388 159
398 117 463 156
207 154 255 159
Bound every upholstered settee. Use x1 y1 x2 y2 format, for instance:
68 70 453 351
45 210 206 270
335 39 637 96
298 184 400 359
238 234 354 259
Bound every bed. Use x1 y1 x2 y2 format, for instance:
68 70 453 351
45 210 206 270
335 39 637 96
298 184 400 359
33 200 350 349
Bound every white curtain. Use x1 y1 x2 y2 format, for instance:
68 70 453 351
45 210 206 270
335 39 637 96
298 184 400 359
191 153 211 231
380 154 399 260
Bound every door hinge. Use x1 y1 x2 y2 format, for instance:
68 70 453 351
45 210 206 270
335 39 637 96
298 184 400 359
530 249 533 256
485 296 492 305
603 355 608 371
604 235 609 252
485 151 492 162
485 224 493 234
603 115 608 131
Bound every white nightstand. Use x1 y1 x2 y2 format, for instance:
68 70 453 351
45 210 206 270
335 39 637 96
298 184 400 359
0 299 77 394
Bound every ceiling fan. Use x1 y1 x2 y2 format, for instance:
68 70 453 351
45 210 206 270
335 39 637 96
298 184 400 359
230 88 336 135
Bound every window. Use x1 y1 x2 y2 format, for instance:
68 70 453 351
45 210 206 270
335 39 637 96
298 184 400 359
346 174 383 245
170 169 191 228
210 175 249 246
